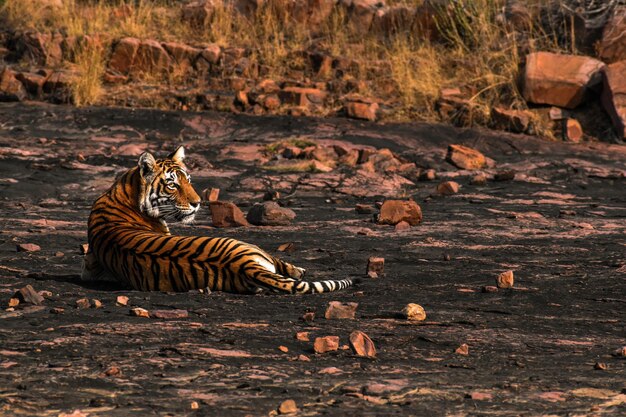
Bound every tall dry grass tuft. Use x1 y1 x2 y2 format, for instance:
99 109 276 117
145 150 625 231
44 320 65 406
70 42 106 107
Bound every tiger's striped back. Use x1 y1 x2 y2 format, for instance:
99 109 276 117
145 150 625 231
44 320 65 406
86 146 357 294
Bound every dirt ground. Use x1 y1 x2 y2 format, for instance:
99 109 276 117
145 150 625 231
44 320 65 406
0 102 625 416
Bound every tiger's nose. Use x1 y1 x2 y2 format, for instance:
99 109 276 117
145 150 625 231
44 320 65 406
190 201 200 209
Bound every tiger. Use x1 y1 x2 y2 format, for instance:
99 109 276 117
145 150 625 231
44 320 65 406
83 146 358 294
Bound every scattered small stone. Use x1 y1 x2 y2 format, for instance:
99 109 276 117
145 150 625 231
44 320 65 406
419 169 437 181
482 285 499 293
16 243 41 252
367 257 384 275
190 401 199 410
594 362 608 370
367 271 378 279
301 312 315 322
378 200 422 226
436 181 460 195
104 366 122 377
38 290 53 298
277 242 295 253
494 170 515 181
340 344 350 350
278 345 289 353
468 392 493 401
318 366 342 374
446 144 487 170
278 399 298 415
91 299 103 308
559 209 577 217
564 118 583 142
613 346 626 357
295 332 310 341
55 251 64 257
313 336 340 354
297 354 310 362
152 309 188 319
443 253 451 261
471 173 488 185
246 201 296 226
496 270 515 289
455 343 469 355
395 221 411 232
75 298 91 309
116 295 129 306
79 243 89 254
8 298 19 308
263 190 280 201
50 307 64 314
130 307 150 318
349 331 376 358
203 188 220 202
325 301 358 319
355 203 375 214
402 303 427 321
13 285 45 305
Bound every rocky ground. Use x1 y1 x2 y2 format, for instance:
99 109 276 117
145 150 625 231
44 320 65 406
0 102 625 416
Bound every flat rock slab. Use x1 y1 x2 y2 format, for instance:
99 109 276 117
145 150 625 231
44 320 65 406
0 103 624 416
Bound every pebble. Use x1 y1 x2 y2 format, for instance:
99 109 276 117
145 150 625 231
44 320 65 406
116 295 129 306
75 298 91 309
455 343 469 355
313 336 340 354
130 307 150 318
436 181 460 195
349 331 376 358
278 399 298 415
301 312 315 322
496 270 514 288
278 345 289 353
295 332 310 341
367 257 384 275
16 243 41 252
325 301 358 319
402 303 426 321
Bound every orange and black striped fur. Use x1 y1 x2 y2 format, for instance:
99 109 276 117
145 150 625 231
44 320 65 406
85 146 356 294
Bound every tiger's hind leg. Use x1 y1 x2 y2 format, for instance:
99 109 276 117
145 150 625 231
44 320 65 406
272 257 306 279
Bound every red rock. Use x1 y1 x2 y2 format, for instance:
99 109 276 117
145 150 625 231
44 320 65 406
298 354 310 361
349 331 376 358
613 346 626 357
8 298 19 308
345 100 379 121
14 31 63 66
202 188 220 203
91 299 103 309
246 201 295 226
402 303 426 321
277 399 298 414
16 243 41 252
523 52 605 109
363 379 409 395
313 336 340 353
491 107 532 133
116 295 129 306
108 37 140 75
436 181 460 195
367 257 384 275
152 309 189 319
190 401 199 410
0 67 27 102
302 312 315 322
130 307 150 318
162 42 200 69
13 285 45 305
564 118 583 142
209 201 249 227
367 271 378 279
325 301 358 319
75 298 90 309
537 391 567 402
455 343 469 355
104 366 122 377
133 39 171 75
446 144 487 170
198 43 221 67
79 243 89 255
278 345 289 353
496 270 515 289
378 200 422 226
594 362 608 370
295 332 309 341
279 87 327 108
601 60 626 139
182 0 216 27
395 221 410 232
598 10 626 64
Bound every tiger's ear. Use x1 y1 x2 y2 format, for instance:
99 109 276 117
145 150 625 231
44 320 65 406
168 146 185 163
138 152 156 179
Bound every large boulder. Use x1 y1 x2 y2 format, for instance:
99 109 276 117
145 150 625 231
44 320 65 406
598 8 626 64
523 52 605 109
601 60 626 139
132 40 171 75
446 144 486 170
246 201 296 226
378 200 422 226
12 31 63 66
108 37 140 75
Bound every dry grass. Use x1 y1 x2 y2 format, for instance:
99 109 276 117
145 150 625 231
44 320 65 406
0 0 575 127
69 42 106 107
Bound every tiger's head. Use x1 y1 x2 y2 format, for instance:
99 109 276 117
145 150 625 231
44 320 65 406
136 146 201 225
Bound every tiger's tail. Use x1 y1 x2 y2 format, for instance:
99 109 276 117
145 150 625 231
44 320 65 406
246 268 358 294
